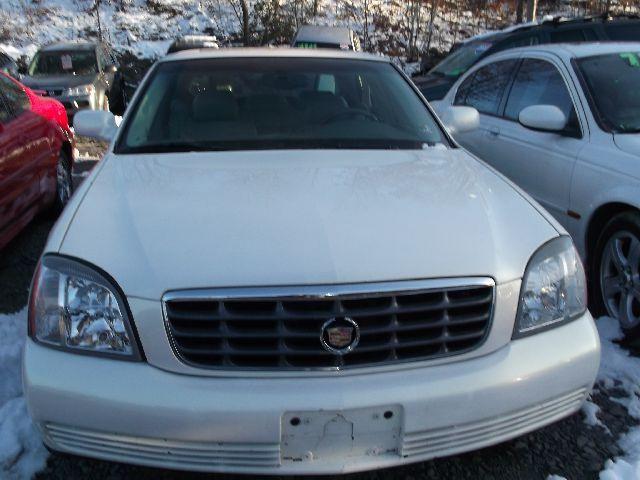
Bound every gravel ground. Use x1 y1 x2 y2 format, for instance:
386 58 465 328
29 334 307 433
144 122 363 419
1 140 637 480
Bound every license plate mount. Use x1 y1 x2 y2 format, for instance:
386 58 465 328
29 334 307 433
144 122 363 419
281 405 402 463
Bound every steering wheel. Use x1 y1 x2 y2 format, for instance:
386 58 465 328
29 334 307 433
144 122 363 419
320 109 379 125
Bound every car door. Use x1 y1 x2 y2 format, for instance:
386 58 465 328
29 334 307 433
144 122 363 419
452 58 519 164
480 56 586 223
0 75 50 241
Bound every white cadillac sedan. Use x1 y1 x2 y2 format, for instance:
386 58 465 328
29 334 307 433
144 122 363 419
25 49 599 475
433 43 640 339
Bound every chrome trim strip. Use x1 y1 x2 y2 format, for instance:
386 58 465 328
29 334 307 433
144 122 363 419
161 277 496 374
163 277 495 302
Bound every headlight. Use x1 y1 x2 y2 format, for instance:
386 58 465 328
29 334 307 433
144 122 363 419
28 255 141 360
514 236 587 337
66 84 94 96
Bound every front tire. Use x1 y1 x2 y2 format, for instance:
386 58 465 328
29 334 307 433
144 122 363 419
52 150 73 214
590 211 640 339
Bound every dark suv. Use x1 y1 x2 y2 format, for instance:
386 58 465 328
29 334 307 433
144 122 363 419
21 41 126 120
415 15 640 100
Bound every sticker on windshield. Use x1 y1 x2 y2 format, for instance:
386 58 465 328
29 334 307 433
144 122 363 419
619 52 640 68
60 54 73 70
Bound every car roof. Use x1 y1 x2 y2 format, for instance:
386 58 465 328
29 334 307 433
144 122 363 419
463 15 640 44
160 47 386 63
496 41 640 59
40 41 98 52
294 25 353 44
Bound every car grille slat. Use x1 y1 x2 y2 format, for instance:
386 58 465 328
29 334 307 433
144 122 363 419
164 280 494 371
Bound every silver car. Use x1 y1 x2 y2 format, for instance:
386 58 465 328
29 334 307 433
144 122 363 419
21 41 121 120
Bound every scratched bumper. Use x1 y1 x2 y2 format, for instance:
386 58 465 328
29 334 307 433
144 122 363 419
24 312 599 475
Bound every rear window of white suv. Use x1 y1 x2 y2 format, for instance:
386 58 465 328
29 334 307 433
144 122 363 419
116 57 447 153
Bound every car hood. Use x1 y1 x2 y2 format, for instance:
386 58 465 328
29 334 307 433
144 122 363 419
614 133 640 158
58 148 558 300
21 74 95 89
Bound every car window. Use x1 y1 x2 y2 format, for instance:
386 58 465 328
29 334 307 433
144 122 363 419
0 56 12 75
0 95 12 124
429 40 495 78
582 28 599 41
96 48 106 70
493 34 539 53
576 51 640 133
504 58 579 133
0 74 30 115
101 47 114 65
549 29 586 43
453 59 518 115
28 50 98 76
117 58 447 154
604 24 640 41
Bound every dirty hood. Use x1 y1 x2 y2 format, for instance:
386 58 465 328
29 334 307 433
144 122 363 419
59 148 558 300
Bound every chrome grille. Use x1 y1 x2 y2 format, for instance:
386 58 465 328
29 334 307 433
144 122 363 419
163 279 494 370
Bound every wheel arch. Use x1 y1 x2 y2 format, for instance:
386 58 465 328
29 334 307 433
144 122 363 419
586 202 640 262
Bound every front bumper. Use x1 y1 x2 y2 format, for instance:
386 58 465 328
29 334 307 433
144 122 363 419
24 312 600 475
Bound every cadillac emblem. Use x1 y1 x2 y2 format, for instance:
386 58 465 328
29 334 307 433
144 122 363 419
320 317 360 355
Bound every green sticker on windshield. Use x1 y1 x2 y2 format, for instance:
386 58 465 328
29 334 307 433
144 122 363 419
620 52 640 67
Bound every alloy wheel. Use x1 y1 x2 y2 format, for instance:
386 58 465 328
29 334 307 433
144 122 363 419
600 230 640 329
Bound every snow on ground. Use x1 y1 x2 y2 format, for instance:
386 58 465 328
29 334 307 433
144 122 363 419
583 397 610 433
0 310 47 480
595 317 640 480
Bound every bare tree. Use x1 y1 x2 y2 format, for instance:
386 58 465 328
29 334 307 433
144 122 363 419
516 0 525 23
425 0 439 53
526 0 537 21
228 0 250 45
406 0 423 60
93 0 103 40
341 0 375 51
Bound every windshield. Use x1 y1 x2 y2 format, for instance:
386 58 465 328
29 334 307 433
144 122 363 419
577 52 640 134
116 58 446 154
429 41 493 78
28 50 97 76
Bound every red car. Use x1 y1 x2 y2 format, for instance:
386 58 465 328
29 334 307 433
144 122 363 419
0 71 74 250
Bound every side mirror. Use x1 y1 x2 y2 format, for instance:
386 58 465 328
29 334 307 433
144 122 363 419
439 106 480 135
74 110 118 142
518 105 567 132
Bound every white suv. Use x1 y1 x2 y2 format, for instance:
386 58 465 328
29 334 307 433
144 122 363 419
24 48 599 475
434 43 640 338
